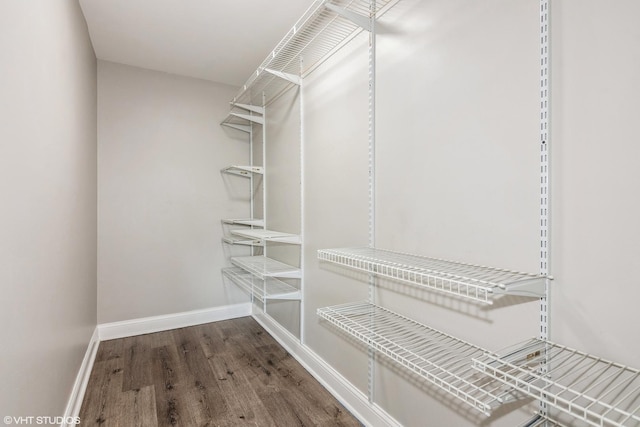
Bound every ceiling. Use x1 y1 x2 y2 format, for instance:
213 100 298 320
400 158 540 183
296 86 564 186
79 0 316 87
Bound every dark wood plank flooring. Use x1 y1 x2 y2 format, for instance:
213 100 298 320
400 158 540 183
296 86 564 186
79 316 362 426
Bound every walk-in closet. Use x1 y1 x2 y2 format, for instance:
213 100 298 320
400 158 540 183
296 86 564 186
2 1 639 426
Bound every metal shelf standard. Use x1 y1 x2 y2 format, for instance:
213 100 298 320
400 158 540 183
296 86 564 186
318 247 547 304
317 301 520 415
222 267 301 301
231 255 301 280
473 339 640 427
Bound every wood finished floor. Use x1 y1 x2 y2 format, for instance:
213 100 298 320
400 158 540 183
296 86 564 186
79 316 362 427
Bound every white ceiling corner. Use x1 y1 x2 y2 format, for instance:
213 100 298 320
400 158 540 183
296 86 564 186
79 0 315 87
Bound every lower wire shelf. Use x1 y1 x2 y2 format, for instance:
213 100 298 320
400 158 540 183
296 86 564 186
317 301 519 415
222 267 300 301
473 339 640 427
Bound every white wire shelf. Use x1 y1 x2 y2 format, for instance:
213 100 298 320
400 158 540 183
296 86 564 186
473 339 640 427
222 267 301 301
221 165 264 177
317 301 519 415
231 255 301 280
221 235 264 247
221 105 265 132
231 0 395 106
222 218 265 227
231 229 301 245
318 247 547 304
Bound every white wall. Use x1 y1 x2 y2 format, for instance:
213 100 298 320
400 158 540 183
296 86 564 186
0 0 97 419
551 0 640 367
97 61 249 323
303 33 372 397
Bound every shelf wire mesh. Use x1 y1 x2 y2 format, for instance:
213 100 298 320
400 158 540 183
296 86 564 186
233 0 394 106
473 339 640 427
317 301 517 415
318 247 545 304
222 267 300 301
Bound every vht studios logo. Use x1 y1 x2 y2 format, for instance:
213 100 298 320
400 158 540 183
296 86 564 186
3 416 80 425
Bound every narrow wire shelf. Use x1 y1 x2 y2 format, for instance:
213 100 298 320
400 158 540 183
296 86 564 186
220 106 265 131
317 301 519 415
222 267 301 301
221 165 264 177
318 247 547 304
231 229 301 245
221 236 263 247
231 255 301 280
232 0 396 106
473 339 640 427
222 218 265 228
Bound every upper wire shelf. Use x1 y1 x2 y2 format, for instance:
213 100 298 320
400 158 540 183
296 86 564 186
318 247 547 304
231 255 301 280
317 301 520 415
222 267 301 301
231 0 396 106
473 339 640 427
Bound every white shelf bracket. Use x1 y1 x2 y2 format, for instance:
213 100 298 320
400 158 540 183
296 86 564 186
230 112 265 125
221 122 251 133
263 68 301 85
232 103 264 115
324 3 372 32
493 278 547 298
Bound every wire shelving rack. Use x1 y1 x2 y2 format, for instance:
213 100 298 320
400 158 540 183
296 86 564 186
473 339 640 427
317 301 521 415
318 247 547 304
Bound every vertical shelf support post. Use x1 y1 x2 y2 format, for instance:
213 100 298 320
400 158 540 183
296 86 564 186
299 56 306 344
367 0 377 404
539 0 551 421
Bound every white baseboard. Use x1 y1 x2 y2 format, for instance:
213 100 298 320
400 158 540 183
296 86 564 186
252 311 401 427
61 327 99 427
98 303 252 340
